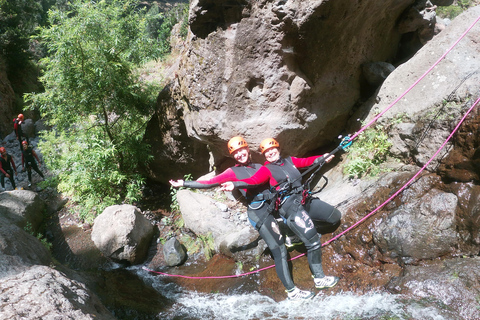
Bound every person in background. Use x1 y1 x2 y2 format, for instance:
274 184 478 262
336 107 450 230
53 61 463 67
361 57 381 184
221 138 341 293
0 147 17 191
21 141 45 187
13 114 29 152
170 136 314 300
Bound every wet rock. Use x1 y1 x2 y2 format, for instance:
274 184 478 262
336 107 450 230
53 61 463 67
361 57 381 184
163 237 187 266
91 204 155 264
386 257 480 320
374 188 458 262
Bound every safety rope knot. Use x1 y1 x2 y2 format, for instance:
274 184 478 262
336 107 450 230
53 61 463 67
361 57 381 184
301 189 310 205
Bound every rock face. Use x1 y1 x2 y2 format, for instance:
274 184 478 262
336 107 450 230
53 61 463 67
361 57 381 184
0 57 15 138
0 190 115 319
0 265 116 320
91 204 155 264
357 6 480 125
0 190 46 232
145 0 444 182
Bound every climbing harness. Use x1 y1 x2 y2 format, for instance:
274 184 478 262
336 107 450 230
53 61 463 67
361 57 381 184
144 13 480 280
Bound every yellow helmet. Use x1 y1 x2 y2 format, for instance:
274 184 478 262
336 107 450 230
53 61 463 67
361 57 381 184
259 138 280 154
227 136 248 154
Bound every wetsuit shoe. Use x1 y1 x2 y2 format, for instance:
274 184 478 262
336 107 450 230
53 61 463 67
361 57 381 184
314 276 339 289
285 235 303 248
286 287 314 300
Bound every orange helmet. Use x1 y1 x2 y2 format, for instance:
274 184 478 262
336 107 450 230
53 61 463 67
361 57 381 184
259 138 280 154
22 140 28 146
0 147 5 153
227 136 248 154
17 114 24 120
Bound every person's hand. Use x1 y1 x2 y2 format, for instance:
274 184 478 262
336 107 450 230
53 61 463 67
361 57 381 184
169 179 184 188
323 153 335 163
5 173 10 178
220 181 234 191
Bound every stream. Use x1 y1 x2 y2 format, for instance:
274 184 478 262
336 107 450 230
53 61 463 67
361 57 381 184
125 264 461 320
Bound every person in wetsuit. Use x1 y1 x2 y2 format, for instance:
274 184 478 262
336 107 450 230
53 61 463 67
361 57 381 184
0 147 17 190
221 138 341 291
21 141 45 187
13 114 29 153
170 136 314 300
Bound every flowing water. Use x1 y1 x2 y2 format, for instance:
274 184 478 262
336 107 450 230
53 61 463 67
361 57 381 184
128 265 460 320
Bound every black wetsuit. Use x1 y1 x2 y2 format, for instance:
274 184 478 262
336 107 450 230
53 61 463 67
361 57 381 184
14 118 29 152
233 156 342 279
0 154 16 189
183 162 298 290
22 146 44 183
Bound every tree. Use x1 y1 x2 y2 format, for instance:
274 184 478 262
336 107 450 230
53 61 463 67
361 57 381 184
0 0 42 66
26 0 163 221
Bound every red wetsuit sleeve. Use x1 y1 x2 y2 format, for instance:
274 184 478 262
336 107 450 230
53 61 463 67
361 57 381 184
197 168 239 184
10 157 16 172
0 161 6 175
291 155 323 169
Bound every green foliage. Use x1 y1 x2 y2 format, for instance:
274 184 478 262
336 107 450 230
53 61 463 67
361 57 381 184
0 0 43 66
343 124 392 179
170 173 193 212
25 0 161 221
177 232 215 260
436 0 477 19
145 2 189 54
198 232 215 260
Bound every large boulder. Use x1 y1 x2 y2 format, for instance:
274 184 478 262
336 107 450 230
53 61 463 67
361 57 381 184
0 190 46 232
91 204 155 264
0 215 51 278
176 189 259 257
146 0 441 183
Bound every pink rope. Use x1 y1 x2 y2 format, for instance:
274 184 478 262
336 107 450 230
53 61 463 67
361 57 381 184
349 13 480 142
323 94 480 246
143 14 480 280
